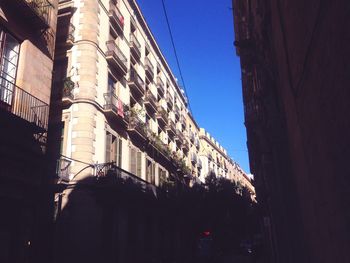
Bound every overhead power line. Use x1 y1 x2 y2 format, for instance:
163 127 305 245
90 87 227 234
160 0 192 114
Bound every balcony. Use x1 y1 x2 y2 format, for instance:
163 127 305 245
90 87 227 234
0 76 49 133
103 92 129 126
197 159 202 170
175 130 185 145
181 140 190 152
128 115 148 141
189 130 195 143
130 33 141 60
62 78 74 107
166 94 174 109
156 106 168 127
156 77 165 97
174 105 180 119
4 0 52 31
195 138 200 149
144 90 157 113
191 153 197 164
149 134 170 161
108 2 124 35
180 117 186 128
106 40 127 76
166 119 176 137
66 23 75 46
144 57 154 80
56 22 75 47
100 164 157 196
128 67 145 98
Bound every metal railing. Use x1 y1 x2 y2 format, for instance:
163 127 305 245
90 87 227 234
144 57 154 75
189 130 195 142
104 92 129 121
191 153 197 164
130 33 141 57
166 119 176 133
25 0 52 27
128 115 147 138
106 40 127 70
197 159 203 169
166 94 174 107
109 2 124 29
67 23 75 43
156 106 168 124
0 76 49 131
129 67 145 91
145 90 157 107
157 77 165 95
99 163 157 196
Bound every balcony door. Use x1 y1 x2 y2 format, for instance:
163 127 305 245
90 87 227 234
0 29 20 107
146 159 155 185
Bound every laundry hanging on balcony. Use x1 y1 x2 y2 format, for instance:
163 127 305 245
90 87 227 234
117 99 124 118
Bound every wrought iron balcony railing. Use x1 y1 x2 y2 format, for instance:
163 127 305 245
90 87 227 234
166 94 174 108
103 92 129 124
191 153 197 164
99 163 157 195
175 129 185 144
128 67 145 97
166 119 176 136
181 140 189 152
156 76 165 97
0 76 49 131
109 1 124 34
130 33 141 59
197 159 203 169
67 23 75 45
189 130 195 142
5 0 53 30
144 90 157 113
144 57 154 79
106 40 127 75
128 115 148 140
156 106 168 126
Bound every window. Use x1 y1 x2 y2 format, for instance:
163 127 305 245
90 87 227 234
146 159 155 184
130 147 142 177
158 167 167 186
108 75 116 93
106 132 123 167
0 29 20 106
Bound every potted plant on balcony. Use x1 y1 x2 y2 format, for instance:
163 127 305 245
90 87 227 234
63 77 74 98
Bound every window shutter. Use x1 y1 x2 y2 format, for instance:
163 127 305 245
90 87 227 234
136 151 142 177
106 133 112 163
117 138 122 167
151 163 155 185
130 148 136 175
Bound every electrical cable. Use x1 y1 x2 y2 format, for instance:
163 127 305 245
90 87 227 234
160 0 193 115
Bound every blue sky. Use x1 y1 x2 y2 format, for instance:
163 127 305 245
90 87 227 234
137 0 250 173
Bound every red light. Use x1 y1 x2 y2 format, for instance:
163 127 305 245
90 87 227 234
203 231 211 236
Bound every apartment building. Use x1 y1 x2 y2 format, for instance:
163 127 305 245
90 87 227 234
0 0 57 262
185 112 201 180
198 128 255 198
50 0 194 187
48 0 201 262
199 128 227 181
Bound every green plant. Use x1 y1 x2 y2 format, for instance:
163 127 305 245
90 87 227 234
63 77 74 95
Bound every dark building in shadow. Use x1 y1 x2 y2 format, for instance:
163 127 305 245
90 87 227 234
232 0 350 262
0 1 58 262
